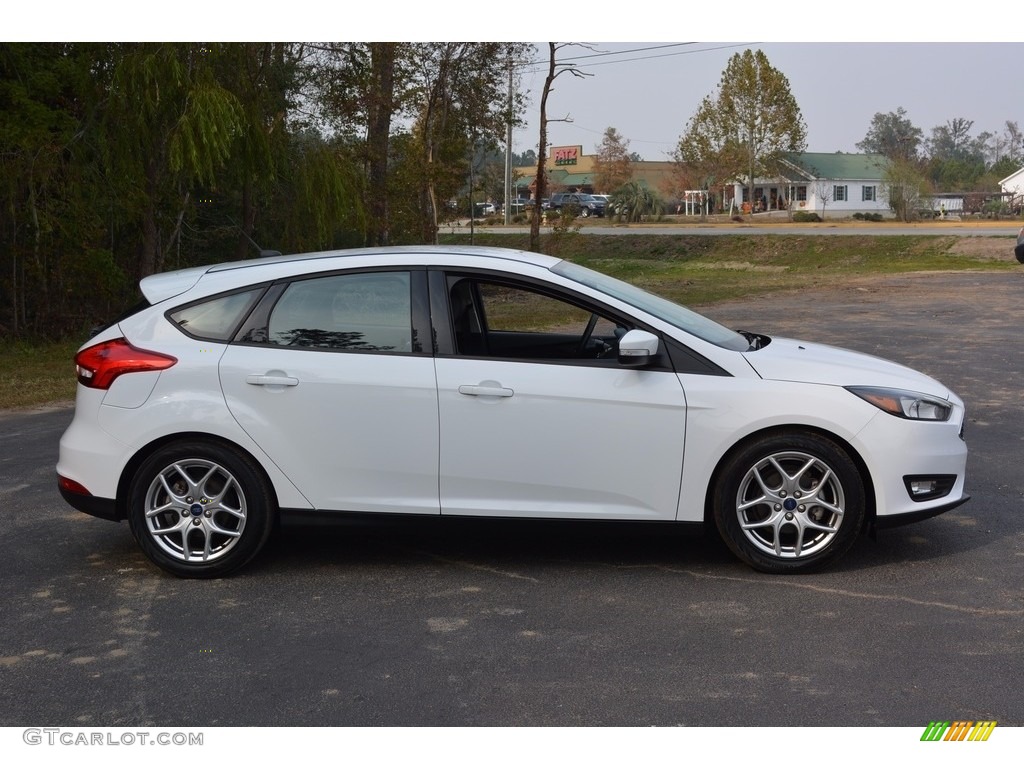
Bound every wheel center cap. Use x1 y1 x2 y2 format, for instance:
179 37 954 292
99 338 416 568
189 503 204 517
783 498 798 511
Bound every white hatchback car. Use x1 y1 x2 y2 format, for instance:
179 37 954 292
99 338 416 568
58 246 969 577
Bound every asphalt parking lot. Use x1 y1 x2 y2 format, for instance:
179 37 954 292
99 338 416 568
1 270 1022 729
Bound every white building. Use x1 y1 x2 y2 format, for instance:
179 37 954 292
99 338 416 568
732 152 891 218
999 165 1024 207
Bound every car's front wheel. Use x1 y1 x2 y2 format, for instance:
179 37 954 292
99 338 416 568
713 431 865 573
127 440 275 578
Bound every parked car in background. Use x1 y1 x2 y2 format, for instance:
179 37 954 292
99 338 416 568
1016 226 1024 264
473 202 495 217
548 192 606 218
58 245 968 578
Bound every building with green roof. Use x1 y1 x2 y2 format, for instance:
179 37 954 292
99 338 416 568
513 144 676 200
730 152 892 218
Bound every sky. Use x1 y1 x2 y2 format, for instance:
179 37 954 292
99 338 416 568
512 42 1024 162
8 3 1023 166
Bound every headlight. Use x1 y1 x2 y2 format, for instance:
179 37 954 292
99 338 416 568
845 386 952 421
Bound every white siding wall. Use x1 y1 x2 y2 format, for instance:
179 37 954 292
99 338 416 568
732 180 891 218
1000 168 1024 197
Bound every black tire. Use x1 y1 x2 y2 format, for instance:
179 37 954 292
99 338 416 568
713 431 865 574
127 440 276 578
580 208 591 218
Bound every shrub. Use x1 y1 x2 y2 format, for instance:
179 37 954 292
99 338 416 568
792 211 822 222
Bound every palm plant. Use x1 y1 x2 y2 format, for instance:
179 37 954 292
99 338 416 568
609 181 664 223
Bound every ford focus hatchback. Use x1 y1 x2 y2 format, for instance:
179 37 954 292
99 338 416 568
58 246 969 577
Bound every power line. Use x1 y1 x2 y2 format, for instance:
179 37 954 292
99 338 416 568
525 42 699 66
518 42 757 73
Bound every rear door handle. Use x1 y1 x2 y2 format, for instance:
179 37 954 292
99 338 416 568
246 374 299 387
458 384 514 398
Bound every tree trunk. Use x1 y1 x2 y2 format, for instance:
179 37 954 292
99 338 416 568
237 178 254 260
140 158 160 278
530 44 557 254
365 43 396 248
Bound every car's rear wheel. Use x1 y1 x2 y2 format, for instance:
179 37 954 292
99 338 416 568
713 431 865 573
580 208 591 218
127 441 275 578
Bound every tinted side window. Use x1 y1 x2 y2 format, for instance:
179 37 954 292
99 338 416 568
449 277 629 361
169 288 263 341
266 272 413 352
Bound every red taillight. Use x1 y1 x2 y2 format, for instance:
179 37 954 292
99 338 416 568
75 338 177 390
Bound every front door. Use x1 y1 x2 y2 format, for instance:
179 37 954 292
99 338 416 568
435 275 687 520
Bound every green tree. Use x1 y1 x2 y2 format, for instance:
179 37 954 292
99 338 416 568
856 107 923 161
592 126 633 193
882 159 929 221
922 118 987 191
926 118 981 163
999 121 1024 165
213 43 310 260
105 44 245 278
0 43 124 336
406 42 530 243
511 149 537 167
676 49 806 207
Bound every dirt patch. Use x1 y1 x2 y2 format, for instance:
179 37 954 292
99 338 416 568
947 237 1020 261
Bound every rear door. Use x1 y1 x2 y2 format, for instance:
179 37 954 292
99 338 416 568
219 268 440 514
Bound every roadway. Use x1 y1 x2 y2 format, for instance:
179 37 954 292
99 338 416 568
2 272 1022 731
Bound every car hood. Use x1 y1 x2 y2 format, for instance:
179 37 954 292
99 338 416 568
742 337 951 399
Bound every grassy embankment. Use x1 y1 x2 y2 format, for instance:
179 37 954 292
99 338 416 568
2 234 1018 411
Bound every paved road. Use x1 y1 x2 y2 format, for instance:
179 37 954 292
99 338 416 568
1 272 1022 730
451 222 1022 237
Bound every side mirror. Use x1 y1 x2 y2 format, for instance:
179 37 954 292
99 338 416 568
617 330 659 367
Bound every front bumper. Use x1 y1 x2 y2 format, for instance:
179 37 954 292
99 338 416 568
854 403 969 521
872 493 970 529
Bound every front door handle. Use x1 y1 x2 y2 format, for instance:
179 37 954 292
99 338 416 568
458 383 514 398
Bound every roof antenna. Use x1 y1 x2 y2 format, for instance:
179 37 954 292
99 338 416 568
229 218 282 258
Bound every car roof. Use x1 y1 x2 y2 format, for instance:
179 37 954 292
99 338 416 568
139 245 563 305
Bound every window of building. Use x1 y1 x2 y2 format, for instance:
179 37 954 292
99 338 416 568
834 185 848 202
862 185 876 202
796 186 807 202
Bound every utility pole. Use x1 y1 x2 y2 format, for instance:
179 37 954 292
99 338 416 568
504 53 514 226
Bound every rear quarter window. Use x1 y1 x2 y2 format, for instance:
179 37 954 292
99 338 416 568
168 288 265 341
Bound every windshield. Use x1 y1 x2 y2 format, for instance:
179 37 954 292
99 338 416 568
552 261 750 351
